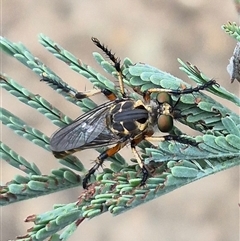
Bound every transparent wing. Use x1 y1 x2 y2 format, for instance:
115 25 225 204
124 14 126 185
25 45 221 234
50 101 120 152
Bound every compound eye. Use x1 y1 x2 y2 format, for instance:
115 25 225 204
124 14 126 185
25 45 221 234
157 92 172 105
157 115 173 132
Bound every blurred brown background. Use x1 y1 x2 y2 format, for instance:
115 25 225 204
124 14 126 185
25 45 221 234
1 1 239 241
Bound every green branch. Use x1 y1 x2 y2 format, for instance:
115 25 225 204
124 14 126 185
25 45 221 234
1 25 240 241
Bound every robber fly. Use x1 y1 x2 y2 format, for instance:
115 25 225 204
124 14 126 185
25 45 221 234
50 37 219 189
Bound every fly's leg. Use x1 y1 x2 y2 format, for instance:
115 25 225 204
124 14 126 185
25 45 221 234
42 37 125 100
130 129 154 186
130 131 197 187
75 88 117 101
40 73 76 96
131 141 149 186
83 141 127 189
74 38 122 101
41 73 118 101
74 37 126 101
145 135 197 146
143 79 219 102
91 37 126 97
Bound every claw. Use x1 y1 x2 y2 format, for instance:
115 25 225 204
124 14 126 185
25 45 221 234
140 165 149 186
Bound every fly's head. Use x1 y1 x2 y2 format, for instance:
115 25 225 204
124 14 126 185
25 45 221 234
155 92 182 133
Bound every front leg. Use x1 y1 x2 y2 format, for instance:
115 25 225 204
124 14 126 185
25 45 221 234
130 129 154 186
145 134 197 146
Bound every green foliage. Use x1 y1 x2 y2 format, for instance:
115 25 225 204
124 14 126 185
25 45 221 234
1 26 240 241
222 22 240 41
